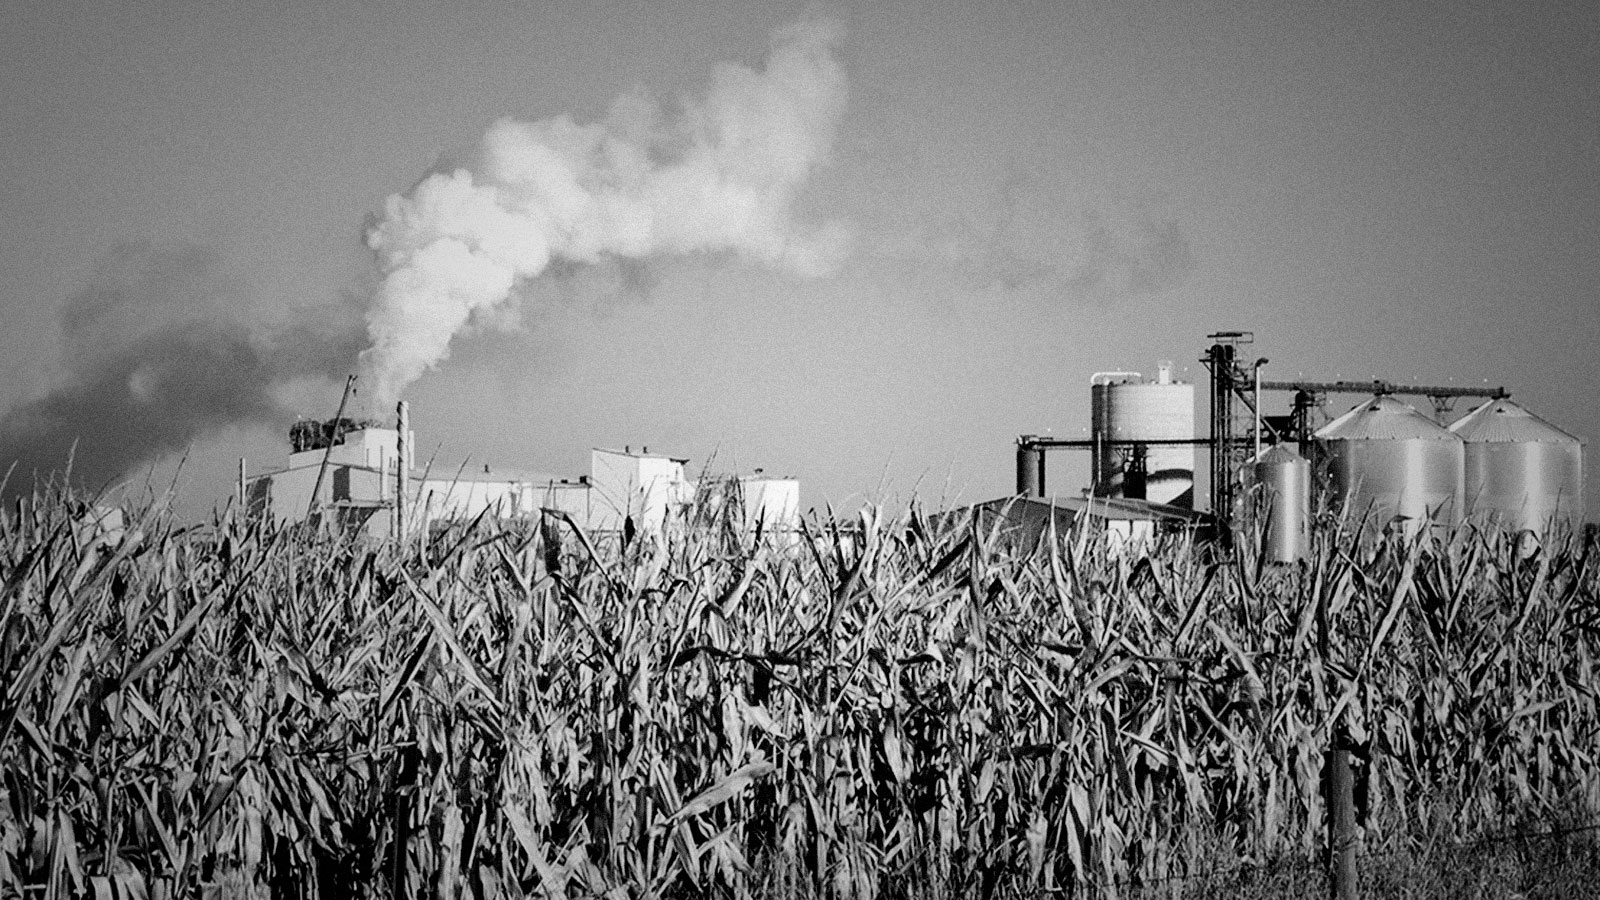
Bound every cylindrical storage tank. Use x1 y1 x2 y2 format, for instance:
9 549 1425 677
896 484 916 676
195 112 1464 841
1449 398 1584 535
1255 444 1310 563
1314 396 1464 536
1016 437 1042 498
1091 362 1196 508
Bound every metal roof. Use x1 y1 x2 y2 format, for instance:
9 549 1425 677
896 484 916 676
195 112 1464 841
594 447 691 464
1254 444 1306 465
426 465 569 484
1448 398 1581 444
1314 395 1460 442
955 495 1208 524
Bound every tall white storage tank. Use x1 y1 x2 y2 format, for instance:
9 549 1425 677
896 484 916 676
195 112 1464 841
1449 398 1584 535
1315 395 1464 536
1091 362 1196 508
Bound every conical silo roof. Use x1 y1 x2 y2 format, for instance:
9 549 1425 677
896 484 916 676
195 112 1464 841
1255 444 1306 465
1448 398 1580 444
1315 395 1458 441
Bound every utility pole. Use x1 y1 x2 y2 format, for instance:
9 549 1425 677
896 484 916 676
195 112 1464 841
395 400 410 546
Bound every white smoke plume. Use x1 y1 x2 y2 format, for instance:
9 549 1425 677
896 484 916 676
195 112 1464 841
360 20 852 405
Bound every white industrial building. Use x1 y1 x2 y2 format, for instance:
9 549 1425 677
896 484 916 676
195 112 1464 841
243 415 799 539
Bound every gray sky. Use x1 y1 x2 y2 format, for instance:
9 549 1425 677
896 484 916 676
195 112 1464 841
3 0 1596 514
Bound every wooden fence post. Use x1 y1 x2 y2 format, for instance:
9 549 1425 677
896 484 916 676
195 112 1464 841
1327 730 1359 899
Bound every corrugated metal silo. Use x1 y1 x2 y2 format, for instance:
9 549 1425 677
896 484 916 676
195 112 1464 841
1448 398 1584 534
1314 395 1464 535
1254 444 1310 563
1091 362 1196 508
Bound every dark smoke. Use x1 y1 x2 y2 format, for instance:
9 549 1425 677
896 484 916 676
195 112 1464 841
873 167 1198 303
885 211 1197 303
0 243 363 497
1064 217 1196 298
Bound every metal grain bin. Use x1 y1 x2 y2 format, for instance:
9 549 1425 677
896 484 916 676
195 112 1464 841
1449 398 1584 535
1091 362 1196 508
1314 396 1464 536
1254 444 1310 563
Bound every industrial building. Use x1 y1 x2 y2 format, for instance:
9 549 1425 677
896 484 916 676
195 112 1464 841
245 331 1584 558
929 495 1206 552
243 404 800 540
1009 332 1586 559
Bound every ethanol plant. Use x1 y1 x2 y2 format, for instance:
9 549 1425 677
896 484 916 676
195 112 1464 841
1013 330 1586 558
243 397 800 542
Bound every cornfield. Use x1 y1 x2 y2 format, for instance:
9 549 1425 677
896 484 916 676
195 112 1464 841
1 487 1597 898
